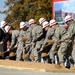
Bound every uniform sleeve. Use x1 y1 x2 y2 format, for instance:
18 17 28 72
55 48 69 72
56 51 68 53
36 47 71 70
42 31 49 48
25 28 32 44
42 28 54 48
10 31 16 48
32 26 43 46
32 31 36 42
32 26 43 42
36 27 43 39
61 25 74 42
60 32 70 42
53 27 60 42
52 27 66 48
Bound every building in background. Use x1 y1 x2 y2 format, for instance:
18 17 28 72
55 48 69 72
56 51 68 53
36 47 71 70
55 9 75 22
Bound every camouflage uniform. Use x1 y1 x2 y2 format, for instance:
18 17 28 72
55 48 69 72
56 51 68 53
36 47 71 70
50 25 67 63
41 27 54 63
69 21 75 63
24 27 32 60
57 33 70 64
31 24 43 62
72 38 75 63
42 28 54 48
10 30 20 49
16 29 26 61
9 30 20 60
24 27 32 49
58 21 75 64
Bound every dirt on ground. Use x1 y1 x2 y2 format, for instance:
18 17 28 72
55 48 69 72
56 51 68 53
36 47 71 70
0 60 75 72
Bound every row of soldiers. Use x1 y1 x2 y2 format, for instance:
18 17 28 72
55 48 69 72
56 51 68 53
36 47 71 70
0 15 75 68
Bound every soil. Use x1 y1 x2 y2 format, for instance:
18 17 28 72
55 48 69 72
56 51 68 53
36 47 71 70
0 60 75 72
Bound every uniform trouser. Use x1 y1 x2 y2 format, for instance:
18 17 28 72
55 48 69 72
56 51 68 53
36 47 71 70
49 44 59 63
72 44 75 62
49 50 54 62
31 43 41 61
41 44 52 63
23 45 31 61
16 42 24 61
58 42 69 63
16 49 23 61
49 49 58 62
24 44 31 54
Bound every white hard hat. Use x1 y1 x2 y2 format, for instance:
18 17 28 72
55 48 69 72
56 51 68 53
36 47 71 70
0 21 7 28
39 18 46 24
29 19 35 25
42 21 49 28
4 26 11 33
64 15 72 22
50 19 57 26
20 22 26 28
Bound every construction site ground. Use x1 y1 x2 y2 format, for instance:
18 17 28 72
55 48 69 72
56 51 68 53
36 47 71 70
0 60 75 73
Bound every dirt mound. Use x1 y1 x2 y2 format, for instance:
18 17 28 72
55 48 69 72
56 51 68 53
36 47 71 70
0 60 75 72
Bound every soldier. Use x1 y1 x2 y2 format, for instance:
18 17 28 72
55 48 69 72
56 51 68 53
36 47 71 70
40 21 54 50
4 26 20 50
29 19 43 62
55 15 75 68
49 19 67 65
4 25 19 60
0 21 7 59
16 22 27 61
64 15 75 67
40 21 54 63
22 25 32 61
51 15 75 68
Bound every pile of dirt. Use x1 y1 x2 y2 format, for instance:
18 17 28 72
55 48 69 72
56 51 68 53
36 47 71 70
0 60 75 72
